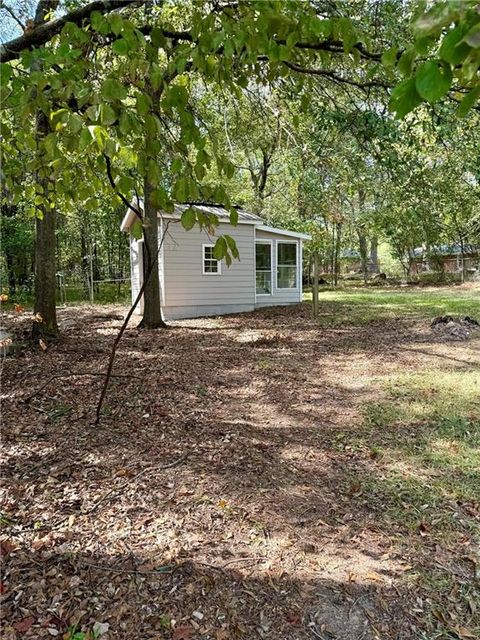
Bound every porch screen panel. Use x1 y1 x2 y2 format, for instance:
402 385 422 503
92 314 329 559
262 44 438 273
256 243 272 294
277 242 297 288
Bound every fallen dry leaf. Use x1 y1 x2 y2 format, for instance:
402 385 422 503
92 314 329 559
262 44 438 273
173 625 193 640
13 616 35 632
453 627 477 639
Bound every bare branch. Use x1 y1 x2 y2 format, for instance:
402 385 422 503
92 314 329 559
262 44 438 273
282 60 390 91
0 1 26 30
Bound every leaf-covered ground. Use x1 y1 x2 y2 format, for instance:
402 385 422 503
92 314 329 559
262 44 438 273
2 286 479 640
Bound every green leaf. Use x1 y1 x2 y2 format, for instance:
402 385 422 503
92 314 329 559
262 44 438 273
213 236 227 260
381 46 398 69
463 23 480 48
311 18 331 38
150 27 167 48
413 3 455 37
181 207 196 231
79 127 93 150
117 175 134 194
173 176 188 201
224 234 239 258
397 48 415 77
68 113 83 133
337 17 356 53
145 113 161 138
389 78 423 118
131 219 143 240
90 11 109 35
101 78 127 101
439 25 471 65
229 208 238 226
456 86 480 117
147 161 161 187
0 63 12 85
150 187 168 209
112 38 130 56
171 157 183 174
136 93 151 116
109 13 124 36
415 60 452 103
100 104 117 125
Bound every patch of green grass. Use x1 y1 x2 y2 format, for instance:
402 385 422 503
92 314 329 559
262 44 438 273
304 284 480 326
359 369 480 533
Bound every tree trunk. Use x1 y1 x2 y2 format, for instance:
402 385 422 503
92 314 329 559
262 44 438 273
31 0 60 342
333 222 342 287
80 219 90 298
32 110 58 340
370 237 379 273
358 231 368 285
138 176 166 328
459 237 465 284
312 251 319 317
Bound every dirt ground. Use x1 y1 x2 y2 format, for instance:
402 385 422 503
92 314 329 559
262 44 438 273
1 294 479 640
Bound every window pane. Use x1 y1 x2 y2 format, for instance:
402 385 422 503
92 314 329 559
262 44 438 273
204 246 214 260
255 243 271 269
277 266 297 289
204 260 218 273
203 246 219 273
277 243 296 266
256 271 271 294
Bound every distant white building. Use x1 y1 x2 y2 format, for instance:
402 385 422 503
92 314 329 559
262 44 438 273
121 203 311 320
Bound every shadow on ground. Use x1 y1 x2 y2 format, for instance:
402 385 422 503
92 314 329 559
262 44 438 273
2 302 479 639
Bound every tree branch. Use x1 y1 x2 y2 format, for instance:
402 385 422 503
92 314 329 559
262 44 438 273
0 0 145 62
282 60 390 90
103 153 143 219
1 1 384 65
0 1 26 30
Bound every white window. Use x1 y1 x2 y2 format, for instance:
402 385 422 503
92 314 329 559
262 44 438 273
277 242 297 289
202 244 221 275
256 242 272 294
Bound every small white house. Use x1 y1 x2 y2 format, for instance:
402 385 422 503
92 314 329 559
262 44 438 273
121 203 311 320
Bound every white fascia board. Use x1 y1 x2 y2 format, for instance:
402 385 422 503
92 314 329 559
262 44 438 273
256 225 312 240
120 208 140 232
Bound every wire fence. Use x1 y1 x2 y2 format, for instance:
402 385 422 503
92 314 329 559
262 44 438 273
56 274 131 305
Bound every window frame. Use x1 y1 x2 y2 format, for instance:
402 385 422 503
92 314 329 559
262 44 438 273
255 240 273 296
202 243 222 275
276 240 299 290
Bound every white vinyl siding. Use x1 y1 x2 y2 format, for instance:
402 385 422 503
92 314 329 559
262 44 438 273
162 221 255 308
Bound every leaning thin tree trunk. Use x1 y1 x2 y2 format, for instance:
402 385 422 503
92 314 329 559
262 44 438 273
138 176 166 329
